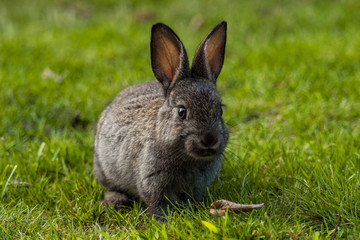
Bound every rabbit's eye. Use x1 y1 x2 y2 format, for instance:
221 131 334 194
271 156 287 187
220 104 225 116
178 107 187 119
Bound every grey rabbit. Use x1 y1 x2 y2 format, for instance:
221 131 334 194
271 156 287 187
94 21 229 219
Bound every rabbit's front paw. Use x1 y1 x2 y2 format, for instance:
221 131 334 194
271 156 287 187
104 191 132 210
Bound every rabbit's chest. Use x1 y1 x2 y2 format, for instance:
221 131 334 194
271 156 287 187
164 164 208 191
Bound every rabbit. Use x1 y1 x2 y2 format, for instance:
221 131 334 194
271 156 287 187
94 20 229 219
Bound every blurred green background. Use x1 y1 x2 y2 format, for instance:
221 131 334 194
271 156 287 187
1 0 360 238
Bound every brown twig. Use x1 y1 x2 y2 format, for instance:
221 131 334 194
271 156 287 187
208 200 265 217
329 213 341 240
289 231 299 240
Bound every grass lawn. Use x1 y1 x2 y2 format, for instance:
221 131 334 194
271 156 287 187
1 0 360 238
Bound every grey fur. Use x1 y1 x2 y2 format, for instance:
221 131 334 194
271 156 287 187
94 21 229 218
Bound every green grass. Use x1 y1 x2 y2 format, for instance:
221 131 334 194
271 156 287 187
1 0 360 238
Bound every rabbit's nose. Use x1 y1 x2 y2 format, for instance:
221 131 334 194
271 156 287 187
200 131 219 148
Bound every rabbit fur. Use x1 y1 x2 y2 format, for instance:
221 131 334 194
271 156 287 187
94 21 229 218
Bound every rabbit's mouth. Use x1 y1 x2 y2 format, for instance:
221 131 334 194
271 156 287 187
195 149 220 159
187 145 223 160
184 131 225 159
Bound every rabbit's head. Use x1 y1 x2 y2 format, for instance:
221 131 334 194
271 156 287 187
151 21 228 160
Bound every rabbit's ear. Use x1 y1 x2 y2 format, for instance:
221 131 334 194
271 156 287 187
151 23 190 94
191 21 227 83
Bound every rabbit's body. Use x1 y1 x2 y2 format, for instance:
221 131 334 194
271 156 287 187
94 21 229 218
94 81 163 198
